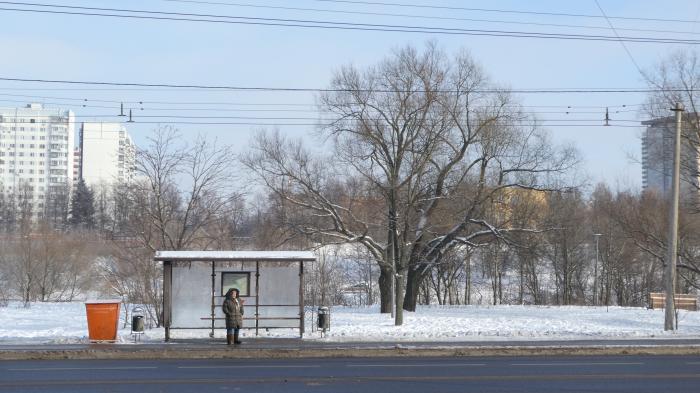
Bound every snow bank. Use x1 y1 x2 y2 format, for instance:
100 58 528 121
1 302 699 344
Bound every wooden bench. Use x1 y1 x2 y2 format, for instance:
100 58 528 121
649 293 698 311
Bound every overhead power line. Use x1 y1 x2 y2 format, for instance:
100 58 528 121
0 94 642 114
40 120 646 127
0 100 638 119
21 113 640 122
0 90 645 109
311 0 700 24
0 2 698 44
0 76 695 94
595 0 645 77
157 0 700 37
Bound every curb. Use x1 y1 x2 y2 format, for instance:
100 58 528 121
2 345 700 361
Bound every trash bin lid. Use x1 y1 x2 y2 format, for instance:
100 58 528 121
85 299 122 304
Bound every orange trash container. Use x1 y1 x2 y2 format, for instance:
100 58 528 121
85 300 121 342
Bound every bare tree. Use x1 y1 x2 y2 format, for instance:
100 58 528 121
103 127 241 326
543 191 589 305
244 44 578 325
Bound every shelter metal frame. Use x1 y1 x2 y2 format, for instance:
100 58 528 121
154 251 315 341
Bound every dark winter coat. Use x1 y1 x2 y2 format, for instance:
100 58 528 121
223 292 244 329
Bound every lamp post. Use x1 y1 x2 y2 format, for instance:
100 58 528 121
593 233 602 306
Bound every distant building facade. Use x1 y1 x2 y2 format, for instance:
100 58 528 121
642 116 700 200
0 103 75 217
79 122 136 190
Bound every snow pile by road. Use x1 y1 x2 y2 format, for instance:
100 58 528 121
1 302 699 344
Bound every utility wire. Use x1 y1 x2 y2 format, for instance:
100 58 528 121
311 0 700 24
0 76 696 93
0 91 645 109
0 97 638 117
594 0 646 78
21 120 641 127
157 0 700 37
14 113 639 122
0 96 641 114
0 2 698 43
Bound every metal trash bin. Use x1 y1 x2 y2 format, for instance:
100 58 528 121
132 315 145 332
131 306 145 342
317 306 330 331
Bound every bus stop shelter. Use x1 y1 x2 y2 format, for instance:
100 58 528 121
154 251 315 341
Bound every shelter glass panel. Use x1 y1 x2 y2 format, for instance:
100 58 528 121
171 262 211 328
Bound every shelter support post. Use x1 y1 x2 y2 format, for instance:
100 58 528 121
255 261 260 336
163 261 172 342
210 261 216 338
299 261 305 337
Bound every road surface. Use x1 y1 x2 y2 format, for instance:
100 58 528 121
1 354 699 392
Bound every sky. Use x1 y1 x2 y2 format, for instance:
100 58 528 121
2 0 700 190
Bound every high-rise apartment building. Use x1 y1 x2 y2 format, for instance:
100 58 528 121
79 122 135 190
0 103 75 216
641 116 700 199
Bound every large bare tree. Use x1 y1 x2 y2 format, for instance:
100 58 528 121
244 44 578 324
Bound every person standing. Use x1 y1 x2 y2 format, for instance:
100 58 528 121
223 288 244 345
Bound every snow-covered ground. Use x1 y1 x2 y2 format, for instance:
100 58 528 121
1 302 700 344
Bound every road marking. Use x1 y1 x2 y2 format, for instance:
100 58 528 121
510 362 644 367
2 372 700 387
178 365 321 369
347 363 486 368
685 362 700 365
8 366 158 371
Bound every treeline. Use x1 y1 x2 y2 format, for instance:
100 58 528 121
298 185 700 310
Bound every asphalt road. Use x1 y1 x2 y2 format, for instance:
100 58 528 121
1 355 700 393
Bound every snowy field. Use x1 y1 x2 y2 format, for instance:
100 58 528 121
1 302 700 344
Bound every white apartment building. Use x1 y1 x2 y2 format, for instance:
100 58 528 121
641 116 700 200
0 103 75 214
79 122 135 190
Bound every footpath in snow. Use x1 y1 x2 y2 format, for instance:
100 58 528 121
1 302 699 345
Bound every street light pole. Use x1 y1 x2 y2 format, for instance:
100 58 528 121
593 233 602 306
665 102 684 331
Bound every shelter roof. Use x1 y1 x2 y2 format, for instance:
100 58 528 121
154 250 315 262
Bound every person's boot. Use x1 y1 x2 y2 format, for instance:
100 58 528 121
226 334 233 345
234 331 242 345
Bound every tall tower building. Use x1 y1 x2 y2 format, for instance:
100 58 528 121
641 116 700 200
0 103 75 217
79 122 135 190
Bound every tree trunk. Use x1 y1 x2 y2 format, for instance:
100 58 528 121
465 254 471 305
403 267 423 311
378 266 393 313
395 267 407 325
